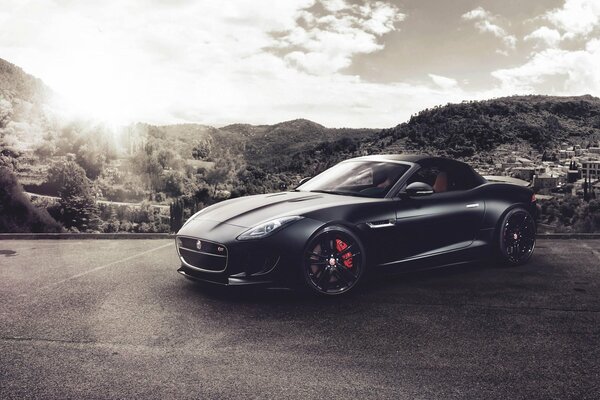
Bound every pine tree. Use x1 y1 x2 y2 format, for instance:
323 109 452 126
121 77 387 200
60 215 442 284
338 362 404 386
169 198 184 232
47 161 101 232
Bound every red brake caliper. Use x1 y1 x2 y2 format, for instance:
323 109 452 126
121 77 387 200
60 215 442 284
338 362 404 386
335 239 353 268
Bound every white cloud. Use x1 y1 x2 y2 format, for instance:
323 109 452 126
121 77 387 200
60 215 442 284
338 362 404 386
492 38 600 94
277 1 405 75
520 0 600 48
497 1 600 97
524 26 562 48
428 74 459 90
545 0 600 37
0 0 440 128
16 0 600 130
462 7 517 50
321 0 347 13
462 7 491 21
360 1 405 35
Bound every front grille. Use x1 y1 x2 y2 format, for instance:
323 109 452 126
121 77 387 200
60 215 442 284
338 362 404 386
177 236 228 272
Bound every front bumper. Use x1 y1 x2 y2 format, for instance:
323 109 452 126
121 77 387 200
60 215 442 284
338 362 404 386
177 266 276 286
175 217 323 287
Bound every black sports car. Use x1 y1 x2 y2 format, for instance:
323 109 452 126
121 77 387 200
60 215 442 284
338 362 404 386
176 155 537 295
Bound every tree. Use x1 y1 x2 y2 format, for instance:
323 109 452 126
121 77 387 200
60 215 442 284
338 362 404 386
0 98 17 170
46 161 101 231
169 196 204 232
192 140 211 159
130 150 163 190
0 97 12 130
34 140 56 160
157 148 181 170
169 198 185 232
75 143 106 179
0 147 19 170
205 158 233 196
163 170 186 197
0 167 62 232
59 194 102 232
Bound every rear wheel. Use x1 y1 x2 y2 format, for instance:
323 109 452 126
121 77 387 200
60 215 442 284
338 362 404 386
303 226 365 296
497 207 536 266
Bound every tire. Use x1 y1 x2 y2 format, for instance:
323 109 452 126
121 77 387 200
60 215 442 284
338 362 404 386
496 207 536 266
302 225 366 296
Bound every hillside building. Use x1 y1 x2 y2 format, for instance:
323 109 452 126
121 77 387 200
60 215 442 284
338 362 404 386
581 160 600 180
511 166 546 181
532 174 559 190
502 162 520 170
512 167 535 181
516 157 534 165
558 149 575 159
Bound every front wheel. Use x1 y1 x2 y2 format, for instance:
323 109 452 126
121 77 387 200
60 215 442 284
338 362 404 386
302 226 366 296
496 207 536 266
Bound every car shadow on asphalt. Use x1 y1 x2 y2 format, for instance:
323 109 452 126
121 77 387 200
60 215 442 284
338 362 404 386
178 261 496 305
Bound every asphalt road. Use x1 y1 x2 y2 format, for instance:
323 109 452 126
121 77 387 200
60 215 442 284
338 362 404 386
1 239 599 399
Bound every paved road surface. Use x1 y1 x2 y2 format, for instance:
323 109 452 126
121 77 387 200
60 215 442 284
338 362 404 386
1 239 599 399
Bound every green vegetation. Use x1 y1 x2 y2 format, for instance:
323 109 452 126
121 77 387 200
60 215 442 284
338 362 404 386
45 161 101 232
540 196 600 233
2 57 600 233
0 167 62 232
168 197 204 232
375 95 600 157
97 202 170 233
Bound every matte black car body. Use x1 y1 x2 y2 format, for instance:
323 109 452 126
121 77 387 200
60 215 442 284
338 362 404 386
176 155 537 292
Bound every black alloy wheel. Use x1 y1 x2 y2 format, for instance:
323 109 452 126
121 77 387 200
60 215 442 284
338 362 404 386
498 208 536 265
303 226 365 295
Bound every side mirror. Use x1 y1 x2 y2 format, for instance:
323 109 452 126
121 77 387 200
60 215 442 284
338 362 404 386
297 177 311 186
405 182 434 197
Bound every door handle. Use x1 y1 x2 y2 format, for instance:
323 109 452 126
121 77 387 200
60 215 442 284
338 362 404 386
466 203 479 208
366 219 396 228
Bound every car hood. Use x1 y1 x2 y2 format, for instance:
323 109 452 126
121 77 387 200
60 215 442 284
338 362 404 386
186 191 378 228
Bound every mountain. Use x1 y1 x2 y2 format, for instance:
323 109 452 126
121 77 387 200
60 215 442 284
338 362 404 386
230 119 376 171
3 56 600 179
0 58 53 104
0 58 58 152
3 58 600 233
221 118 326 138
368 95 600 158
127 118 377 173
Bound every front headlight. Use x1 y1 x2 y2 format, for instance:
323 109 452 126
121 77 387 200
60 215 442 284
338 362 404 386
237 216 303 240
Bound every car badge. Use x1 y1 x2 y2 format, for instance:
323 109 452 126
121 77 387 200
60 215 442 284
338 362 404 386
217 246 225 253
196 240 202 250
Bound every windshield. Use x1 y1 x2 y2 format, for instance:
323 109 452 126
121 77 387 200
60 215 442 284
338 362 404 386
297 161 410 198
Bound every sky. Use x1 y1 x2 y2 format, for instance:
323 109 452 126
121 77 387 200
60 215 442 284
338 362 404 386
1 0 600 128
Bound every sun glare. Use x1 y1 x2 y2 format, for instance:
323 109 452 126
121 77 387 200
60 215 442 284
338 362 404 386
46 56 138 127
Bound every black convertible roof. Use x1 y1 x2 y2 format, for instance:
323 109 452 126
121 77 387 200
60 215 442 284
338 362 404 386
349 154 487 185
349 154 454 164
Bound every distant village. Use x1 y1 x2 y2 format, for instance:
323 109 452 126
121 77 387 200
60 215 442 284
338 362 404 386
474 142 600 201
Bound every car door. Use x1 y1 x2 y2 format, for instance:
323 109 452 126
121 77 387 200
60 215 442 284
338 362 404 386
394 161 485 258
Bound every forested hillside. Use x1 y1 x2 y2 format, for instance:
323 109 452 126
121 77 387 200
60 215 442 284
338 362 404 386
0 58 51 104
2 56 600 233
369 95 600 158
0 58 58 153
